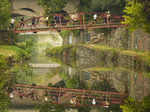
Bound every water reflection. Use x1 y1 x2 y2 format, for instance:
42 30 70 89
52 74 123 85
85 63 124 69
9 31 150 112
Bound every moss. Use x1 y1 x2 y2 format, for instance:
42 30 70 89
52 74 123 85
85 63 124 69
85 67 113 72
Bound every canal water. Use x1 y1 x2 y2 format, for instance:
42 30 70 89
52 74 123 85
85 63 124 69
9 30 150 112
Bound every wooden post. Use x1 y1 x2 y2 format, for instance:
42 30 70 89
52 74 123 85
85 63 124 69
80 13 82 27
137 40 141 49
58 88 61 104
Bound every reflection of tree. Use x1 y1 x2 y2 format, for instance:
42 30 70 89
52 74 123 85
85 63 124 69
78 106 91 112
121 96 150 112
37 103 66 112
91 80 112 91
65 75 88 89
0 92 10 112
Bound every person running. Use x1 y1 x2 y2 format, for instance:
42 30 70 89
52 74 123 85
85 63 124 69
32 17 36 27
45 16 49 26
106 11 111 24
93 13 97 23
55 14 59 25
20 17 24 28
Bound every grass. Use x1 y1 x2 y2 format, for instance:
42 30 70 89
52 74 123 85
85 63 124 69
0 45 28 61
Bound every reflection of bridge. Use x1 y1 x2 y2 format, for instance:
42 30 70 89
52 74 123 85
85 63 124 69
29 63 60 68
13 12 126 33
10 84 127 107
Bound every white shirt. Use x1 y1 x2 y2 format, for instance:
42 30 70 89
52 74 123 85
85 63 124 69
93 14 97 20
44 97 48 101
46 17 48 20
92 99 96 105
11 19 15 24
9 93 14 98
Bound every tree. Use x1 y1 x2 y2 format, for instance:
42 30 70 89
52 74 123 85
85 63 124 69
38 0 68 14
76 0 125 13
0 0 10 29
38 0 125 15
78 0 92 12
123 0 150 33
90 0 125 13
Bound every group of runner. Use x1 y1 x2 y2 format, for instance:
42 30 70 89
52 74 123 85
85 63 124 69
10 11 112 29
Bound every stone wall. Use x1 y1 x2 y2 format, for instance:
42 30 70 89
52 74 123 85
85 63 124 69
89 28 150 51
109 28 130 49
131 29 150 51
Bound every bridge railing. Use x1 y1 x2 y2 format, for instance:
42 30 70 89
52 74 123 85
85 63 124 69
14 12 123 30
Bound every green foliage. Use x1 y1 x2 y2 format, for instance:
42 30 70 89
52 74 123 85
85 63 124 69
72 30 80 37
0 45 29 61
123 0 150 33
86 0 125 13
38 0 67 14
46 45 73 56
78 106 91 112
0 0 10 29
10 64 33 84
91 80 112 91
65 75 79 88
38 0 125 15
0 55 8 70
78 0 92 12
60 30 71 38
0 92 10 112
74 0 125 13
15 35 37 56
65 75 88 89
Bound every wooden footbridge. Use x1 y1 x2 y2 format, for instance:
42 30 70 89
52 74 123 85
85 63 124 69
12 12 125 33
9 84 127 107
